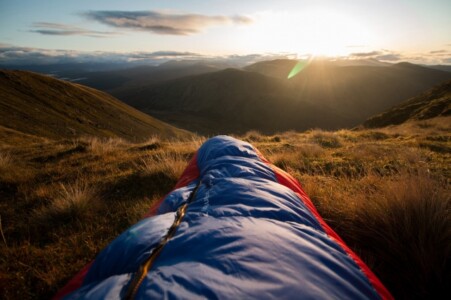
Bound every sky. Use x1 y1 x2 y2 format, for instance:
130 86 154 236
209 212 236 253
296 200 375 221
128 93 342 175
0 0 450 65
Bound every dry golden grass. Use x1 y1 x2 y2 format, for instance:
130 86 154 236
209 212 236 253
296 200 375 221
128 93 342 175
0 119 449 299
0 152 17 181
309 129 343 148
81 136 128 155
301 172 450 299
0 152 12 168
33 180 102 227
0 136 195 299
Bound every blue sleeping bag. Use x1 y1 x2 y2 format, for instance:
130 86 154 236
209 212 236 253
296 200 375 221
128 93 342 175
58 136 392 299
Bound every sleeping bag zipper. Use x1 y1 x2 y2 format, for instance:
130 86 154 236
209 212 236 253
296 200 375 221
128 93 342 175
124 181 202 300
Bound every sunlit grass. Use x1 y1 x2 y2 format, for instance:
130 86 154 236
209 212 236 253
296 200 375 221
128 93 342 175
0 120 449 299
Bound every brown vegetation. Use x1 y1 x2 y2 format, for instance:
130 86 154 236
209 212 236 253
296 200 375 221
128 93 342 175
1 118 449 299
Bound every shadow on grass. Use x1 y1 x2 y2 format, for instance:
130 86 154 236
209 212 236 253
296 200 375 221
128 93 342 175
104 171 176 202
31 145 86 163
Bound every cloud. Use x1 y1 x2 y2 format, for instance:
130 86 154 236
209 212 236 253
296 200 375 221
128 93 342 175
147 51 201 57
350 51 383 57
430 50 447 54
375 54 402 61
0 44 295 68
349 50 403 62
30 22 118 38
0 44 203 66
83 10 252 35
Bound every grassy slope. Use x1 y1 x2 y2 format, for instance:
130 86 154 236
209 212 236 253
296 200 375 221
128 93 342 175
364 79 451 128
0 134 206 299
0 70 190 141
1 117 449 299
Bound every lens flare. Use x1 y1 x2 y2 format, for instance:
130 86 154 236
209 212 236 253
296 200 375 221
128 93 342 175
287 56 314 79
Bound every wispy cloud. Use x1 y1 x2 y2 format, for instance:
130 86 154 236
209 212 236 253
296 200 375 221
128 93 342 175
350 51 383 57
349 50 402 61
430 50 447 54
0 44 292 67
348 48 451 65
375 54 403 61
30 22 119 38
0 44 202 65
82 10 252 35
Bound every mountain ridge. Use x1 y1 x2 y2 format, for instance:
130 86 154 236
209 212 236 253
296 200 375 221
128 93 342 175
117 60 451 134
364 80 451 128
0 70 190 141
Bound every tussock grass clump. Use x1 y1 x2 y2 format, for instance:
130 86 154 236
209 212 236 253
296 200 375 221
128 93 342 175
243 130 264 142
298 143 325 158
0 151 12 169
139 152 187 181
242 131 282 143
0 152 17 182
81 136 127 155
352 174 450 300
310 130 342 148
270 150 301 171
271 135 281 142
0 152 36 184
33 181 102 226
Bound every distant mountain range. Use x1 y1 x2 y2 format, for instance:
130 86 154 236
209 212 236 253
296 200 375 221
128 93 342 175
0 70 189 140
2 59 450 135
112 59 451 134
0 60 230 93
364 80 451 128
245 60 451 119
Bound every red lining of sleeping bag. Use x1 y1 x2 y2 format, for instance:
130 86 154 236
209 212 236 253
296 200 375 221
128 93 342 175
52 262 93 300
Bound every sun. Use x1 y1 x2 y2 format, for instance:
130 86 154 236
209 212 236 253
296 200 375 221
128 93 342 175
240 9 375 57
